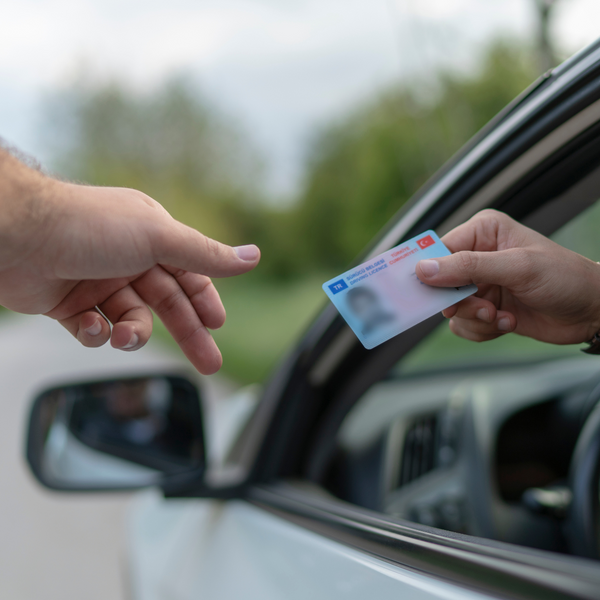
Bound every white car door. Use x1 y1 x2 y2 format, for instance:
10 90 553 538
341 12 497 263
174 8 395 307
127 492 493 600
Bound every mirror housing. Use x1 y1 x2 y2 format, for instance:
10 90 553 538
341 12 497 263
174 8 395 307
26 374 209 492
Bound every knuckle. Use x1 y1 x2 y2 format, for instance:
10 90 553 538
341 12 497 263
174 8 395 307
477 208 500 220
203 236 223 260
469 209 508 252
511 247 535 275
178 324 204 347
189 279 214 303
203 236 222 259
129 188 161 210
470 208 500 230
154 288 183 317
456 251 477 275
448 318 461 336
475 208 508 228
450 316 486 343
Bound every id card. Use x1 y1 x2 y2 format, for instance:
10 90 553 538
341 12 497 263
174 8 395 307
322 231 477 349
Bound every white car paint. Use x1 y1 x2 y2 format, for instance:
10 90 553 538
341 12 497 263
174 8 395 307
127 492 492 600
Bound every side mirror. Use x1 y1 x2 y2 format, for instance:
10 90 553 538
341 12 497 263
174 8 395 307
26 374 206 491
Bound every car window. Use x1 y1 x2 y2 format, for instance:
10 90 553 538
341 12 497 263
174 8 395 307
321 199 600 552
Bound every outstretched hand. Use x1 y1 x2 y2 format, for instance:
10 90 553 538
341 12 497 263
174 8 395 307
0 152 260 374
416 209 600 346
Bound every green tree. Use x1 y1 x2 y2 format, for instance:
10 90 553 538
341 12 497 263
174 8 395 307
294 41 538 272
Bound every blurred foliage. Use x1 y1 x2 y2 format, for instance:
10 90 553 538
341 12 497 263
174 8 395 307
289 41 538 271
42 40 540 383
43 77 264 245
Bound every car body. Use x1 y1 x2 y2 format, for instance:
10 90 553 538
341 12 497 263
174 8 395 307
27 38 600 599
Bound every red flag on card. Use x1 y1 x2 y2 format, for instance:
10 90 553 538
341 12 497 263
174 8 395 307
417 235 435 250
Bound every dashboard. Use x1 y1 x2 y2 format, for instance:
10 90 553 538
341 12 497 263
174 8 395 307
324 356 600 553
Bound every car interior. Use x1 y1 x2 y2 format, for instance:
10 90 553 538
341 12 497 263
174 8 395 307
304 137 600 561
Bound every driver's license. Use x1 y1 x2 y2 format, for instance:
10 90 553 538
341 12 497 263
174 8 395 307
322 230 477 349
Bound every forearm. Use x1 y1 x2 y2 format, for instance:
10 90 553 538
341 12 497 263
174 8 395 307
0 148 56 268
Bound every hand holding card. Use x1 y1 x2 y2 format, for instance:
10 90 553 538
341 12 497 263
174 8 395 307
322 231 477 349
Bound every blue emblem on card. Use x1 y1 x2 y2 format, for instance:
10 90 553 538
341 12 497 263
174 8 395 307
328 279 348 295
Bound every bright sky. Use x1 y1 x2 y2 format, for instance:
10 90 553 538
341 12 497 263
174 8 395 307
1 0 599 198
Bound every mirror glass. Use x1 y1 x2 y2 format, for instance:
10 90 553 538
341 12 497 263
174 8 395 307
27 375 205 490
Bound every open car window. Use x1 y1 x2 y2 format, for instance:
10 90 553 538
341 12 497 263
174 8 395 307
319 198 600 555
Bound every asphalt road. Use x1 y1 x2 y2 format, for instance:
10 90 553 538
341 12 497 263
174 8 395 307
0 314 231 600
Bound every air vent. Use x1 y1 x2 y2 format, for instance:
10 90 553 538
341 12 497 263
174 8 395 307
399 415 439 487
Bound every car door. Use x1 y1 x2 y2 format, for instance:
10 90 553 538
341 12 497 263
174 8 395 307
126 39 600 600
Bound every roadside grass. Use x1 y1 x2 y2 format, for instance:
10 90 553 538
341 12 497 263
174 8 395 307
154 273 331 384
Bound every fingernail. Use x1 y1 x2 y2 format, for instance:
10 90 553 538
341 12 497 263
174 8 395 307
419 259 439 278
84 320 102 336
476 308 490 322
121 333 139 350
234 244 259 261
498 317 511 332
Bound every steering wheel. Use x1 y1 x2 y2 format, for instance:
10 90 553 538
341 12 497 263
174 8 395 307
567 399 600 558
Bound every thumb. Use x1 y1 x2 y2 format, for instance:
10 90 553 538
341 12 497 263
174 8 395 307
153 220 260 278
416 248 530 288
